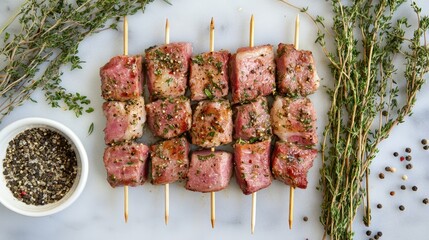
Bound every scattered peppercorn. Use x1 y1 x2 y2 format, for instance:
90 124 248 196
374 235 379 240
421 139 427 145
393 152 399 157
402 175 408 181
405 147 411 153
377 231 383 237
412 186 418 191
303 216 308 222
366 230 372 236
390 167 396 173
400 185 406 190
385 166 391 172
390 191 395 196
379 173 385 179
399 205 405 211
423 198 428 204
377 203 382 209
406 163 413 169
405 155 412 161
424 145 429 150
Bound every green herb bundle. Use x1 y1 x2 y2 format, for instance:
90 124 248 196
281 0 429 239
0 0 158 121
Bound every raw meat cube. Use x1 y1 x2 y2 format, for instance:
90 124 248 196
190 99 233 148
233 96 271 141
230 45 275 104
145 42 192 100
100 55 143 101
146 96 192 139
150 137 190 185
189 50 230 101
234 139 272 195
271 141 317 189
103 142 149 187
271 96 317 146
103 96 146 144
276 43 320 97
186 150 233 193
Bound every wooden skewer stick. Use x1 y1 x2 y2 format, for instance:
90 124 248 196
123 15 129 224
164 18 170 226
249 14 257 235
209 18 216 229
289 14 300 230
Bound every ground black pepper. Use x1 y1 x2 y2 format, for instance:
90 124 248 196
2 128 77 206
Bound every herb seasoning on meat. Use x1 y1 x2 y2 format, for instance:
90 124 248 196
3 128 77 205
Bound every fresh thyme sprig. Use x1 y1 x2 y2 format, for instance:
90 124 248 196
0 0 158 121
280 0 429 239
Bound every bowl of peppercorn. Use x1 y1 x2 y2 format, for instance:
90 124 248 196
0 118 88 217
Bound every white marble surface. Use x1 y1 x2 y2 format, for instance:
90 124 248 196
1 0 428 239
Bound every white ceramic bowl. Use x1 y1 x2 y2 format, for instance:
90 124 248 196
0 118 88 217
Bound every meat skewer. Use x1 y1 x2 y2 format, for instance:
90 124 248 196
187 18 233 228
164 18 170 225
290 15 299 229
123 16 129 223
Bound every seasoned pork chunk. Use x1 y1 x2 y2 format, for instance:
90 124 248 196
271 96 317 146
234 139 272 195
189 50 230 101
271 141 317 189
103 142 149 187
146 96 192 139
100 55 143 101
103 97 146 144
150 137 190 185
145 43 192 100
276 43 320 97
230 45 275 104
190 99 233 148
233 96 271 141
186 150 233 193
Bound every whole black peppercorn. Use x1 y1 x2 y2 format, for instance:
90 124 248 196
379 173 385 179
366 230 372 236
423 198 428 204
424 145 429 150
399 205 405 211
406 163 413 169
303 216 308 222
400 185 406 190
393 152 399 157
377 203 382 209
385 166 391 172
405 155 412 161
405 147 411 153
422 139 428 145
374 235 380 240
412 186 418 191
377 231 383 237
